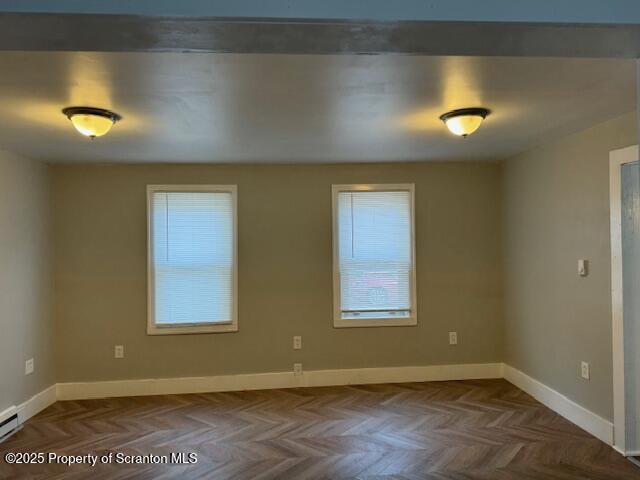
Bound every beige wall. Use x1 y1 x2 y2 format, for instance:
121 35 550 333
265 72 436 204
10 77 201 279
52 162 503 382
8 110 633 423
0 150 54 413
502 111 637 421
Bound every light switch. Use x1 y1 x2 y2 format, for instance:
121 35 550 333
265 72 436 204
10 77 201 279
578 259 588 277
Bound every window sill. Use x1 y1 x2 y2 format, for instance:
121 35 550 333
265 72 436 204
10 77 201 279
333 316 417 328
147 322 238 335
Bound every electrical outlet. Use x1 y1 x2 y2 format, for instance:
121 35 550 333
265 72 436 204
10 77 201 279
449 332 458 345
25 358 34 375
293 336 302 350
293 363 303 376
581 361 590 380
114 345 124 359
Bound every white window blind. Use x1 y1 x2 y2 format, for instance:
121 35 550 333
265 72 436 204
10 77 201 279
148 186 237 334
333 185 416 326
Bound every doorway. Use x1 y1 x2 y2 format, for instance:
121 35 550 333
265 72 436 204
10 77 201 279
610 146 640 456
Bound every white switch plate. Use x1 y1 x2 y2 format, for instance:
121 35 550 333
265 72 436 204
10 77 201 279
449 332 458 345
114 345 124 359
293 336 302 350
578 259 588 277
25 358 34 375
293 363 303 376
581 361 590 380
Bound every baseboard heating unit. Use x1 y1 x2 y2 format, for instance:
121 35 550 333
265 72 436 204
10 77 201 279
0 413 19 442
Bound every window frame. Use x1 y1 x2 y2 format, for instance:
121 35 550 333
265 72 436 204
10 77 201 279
146 184 238 335
331 183 417 328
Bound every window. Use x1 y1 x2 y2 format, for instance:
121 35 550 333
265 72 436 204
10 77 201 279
147 185 237 335
332 184 417 327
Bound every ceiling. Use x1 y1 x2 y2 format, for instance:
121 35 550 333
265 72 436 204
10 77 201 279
0 52 634 164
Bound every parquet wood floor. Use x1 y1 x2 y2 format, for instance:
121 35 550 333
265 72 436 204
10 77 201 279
1 379 639 479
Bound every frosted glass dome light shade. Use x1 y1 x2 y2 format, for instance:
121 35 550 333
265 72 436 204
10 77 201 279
62 106 122 139
439 108 490 137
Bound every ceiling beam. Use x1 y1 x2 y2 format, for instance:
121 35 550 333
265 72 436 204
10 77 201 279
1 13 640 57
2 0 640 24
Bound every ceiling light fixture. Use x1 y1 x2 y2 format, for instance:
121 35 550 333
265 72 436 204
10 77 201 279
62 106 121 139
439 108 490 137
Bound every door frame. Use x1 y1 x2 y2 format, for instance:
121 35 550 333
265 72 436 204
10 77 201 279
610 144 639 456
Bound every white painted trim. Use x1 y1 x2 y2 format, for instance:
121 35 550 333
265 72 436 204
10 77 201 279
57 362 503 401
503 365 613 445
609 145 639 454
15 385 57 425
614 444 626 455
331 183 418 328
146 184 239 335
0 405 17 425
11 365 627 457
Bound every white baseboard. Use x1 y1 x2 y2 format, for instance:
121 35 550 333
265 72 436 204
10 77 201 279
612 445 640 457
0 385 56 435
57 362 504 401
0 405 17 425
16 385 56 425
14 364 617 452
503 365 613 445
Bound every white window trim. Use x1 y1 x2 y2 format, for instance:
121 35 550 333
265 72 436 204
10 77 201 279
146 184 238 335
332 183 418 328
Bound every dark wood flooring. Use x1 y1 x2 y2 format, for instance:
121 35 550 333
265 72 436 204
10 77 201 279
1 379 639 479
